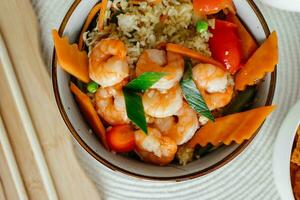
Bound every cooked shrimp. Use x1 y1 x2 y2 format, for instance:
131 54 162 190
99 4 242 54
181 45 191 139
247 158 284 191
89 39 129 87
134 127 177 166
94 82 129 125
136 49 184 90
154 102 199 145
192 63 234 110
142 85 183 118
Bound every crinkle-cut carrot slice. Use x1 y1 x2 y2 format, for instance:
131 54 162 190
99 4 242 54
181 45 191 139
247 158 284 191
78 3 102 50
235 31 278 91
166 43 224 68
98 0 108 31
52 30 90 83
70 82 109 150
186 105 276 148
226 13 258 61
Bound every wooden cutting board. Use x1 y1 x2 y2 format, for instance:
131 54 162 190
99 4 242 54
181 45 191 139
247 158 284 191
0 0 101 199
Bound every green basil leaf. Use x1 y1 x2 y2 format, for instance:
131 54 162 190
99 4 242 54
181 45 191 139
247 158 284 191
180 61 215 122
125 72 166 92
123 88 148 134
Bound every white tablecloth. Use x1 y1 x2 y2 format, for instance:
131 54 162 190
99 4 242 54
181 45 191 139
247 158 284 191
32 0 300 199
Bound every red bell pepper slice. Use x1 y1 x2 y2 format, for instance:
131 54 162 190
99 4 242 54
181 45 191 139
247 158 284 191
226 13 258 61
193 0 236 16
209 19 242 74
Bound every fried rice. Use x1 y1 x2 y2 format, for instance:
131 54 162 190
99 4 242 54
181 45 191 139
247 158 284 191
83 0 213 66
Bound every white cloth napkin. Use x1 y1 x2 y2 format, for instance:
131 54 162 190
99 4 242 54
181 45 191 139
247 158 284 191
31 0 300 199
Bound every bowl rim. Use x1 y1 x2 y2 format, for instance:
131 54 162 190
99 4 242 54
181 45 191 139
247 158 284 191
260 0 300 12
273 101 300 200
52 0 276 182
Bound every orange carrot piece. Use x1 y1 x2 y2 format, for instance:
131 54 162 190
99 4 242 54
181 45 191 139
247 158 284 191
98 0 108 31
235 31 278 91
52 30 90 83
166 43 224 68
187 105 276 148
193 0 236 16
226 13 258 61
70 82 109 150
78 3 102 50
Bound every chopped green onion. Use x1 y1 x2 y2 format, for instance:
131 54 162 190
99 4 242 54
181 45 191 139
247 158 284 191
224 86 256 115
87 81 99 93
180 60 215 122
196 20 208 33
123 72 166 134
125 72 166 92
123 89 147 134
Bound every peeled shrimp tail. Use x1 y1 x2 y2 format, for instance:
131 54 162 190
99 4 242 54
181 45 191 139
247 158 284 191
89 39 129 87
134 128 177 166
95 84 130 125
192 63 234 110
136 49 184 90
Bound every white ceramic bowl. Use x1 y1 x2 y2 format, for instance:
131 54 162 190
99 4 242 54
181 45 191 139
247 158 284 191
273 101 300 200
259 0 300 12
52 0 276 181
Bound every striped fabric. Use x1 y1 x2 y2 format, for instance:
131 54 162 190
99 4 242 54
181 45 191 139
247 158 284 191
32 0 300 199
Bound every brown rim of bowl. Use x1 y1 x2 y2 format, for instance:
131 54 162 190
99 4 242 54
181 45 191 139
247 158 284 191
52 0 276 182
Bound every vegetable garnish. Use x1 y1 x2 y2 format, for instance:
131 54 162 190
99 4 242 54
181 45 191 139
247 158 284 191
70 82 109 150
235 31 278 91
87 81 99 93
52 30 90 83
224 86 256 115
186 105 276 148
196 20 208 33
209 19 242 75
193 0 236 16
125 72 166 92
123 72 166 134
166 43 223 68
123 89 148 133
180 61 215 122
106 125 135 153
226 13 258 61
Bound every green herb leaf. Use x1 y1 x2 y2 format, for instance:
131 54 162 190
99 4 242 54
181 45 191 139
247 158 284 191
224 86 256 115
123 72 166 134
180 60 215 122
125 72 166 93
123 88 148 134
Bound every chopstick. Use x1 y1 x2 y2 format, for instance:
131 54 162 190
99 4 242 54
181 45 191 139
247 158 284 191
0 113 28 200
0 32 59 200
0 173 7 200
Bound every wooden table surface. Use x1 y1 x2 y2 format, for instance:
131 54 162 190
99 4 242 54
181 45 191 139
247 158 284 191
0 0 101 199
